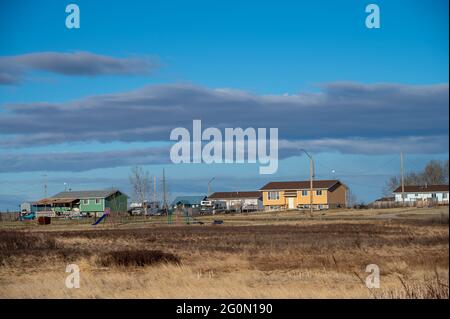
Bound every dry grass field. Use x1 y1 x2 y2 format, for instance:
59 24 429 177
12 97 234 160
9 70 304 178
0 207 448 299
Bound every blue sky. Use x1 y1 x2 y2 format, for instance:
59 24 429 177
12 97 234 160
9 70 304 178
0 0 448 210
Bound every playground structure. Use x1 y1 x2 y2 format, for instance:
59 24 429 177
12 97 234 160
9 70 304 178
92 208 111 226
7 206 224 227
168 207 204 225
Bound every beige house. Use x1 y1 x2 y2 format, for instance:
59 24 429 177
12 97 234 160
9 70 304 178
260 180 347 211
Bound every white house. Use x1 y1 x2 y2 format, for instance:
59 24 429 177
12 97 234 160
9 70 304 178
393 184 449 204
207 191 263 212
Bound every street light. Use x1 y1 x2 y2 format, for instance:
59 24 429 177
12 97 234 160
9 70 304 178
300 149 314 217
207 177 215 196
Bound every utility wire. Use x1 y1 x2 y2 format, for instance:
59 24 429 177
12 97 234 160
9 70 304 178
315 155 399 177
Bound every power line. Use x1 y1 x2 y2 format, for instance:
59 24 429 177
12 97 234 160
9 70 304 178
315 155 399 177
404 158 425 172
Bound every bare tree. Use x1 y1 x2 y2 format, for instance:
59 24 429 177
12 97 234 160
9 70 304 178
346 189 358 208
129 166 151 215
384 176 400 196
422 160 447 185
384 159 449 194
444 160 449 184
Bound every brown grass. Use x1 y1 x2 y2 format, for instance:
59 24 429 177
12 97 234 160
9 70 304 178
99 250 181 267
0 208 448 298
376 272 449 299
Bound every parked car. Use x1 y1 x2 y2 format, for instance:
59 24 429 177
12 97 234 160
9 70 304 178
19 211 35 221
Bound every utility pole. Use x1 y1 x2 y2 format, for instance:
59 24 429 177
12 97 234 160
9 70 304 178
43 174 48 198
400 152 405 205
143 174 147 216
300 149 314 217
162 168 172 224
162 168 167 211
208 177 215 196
153 176 157 204
309 156 314 216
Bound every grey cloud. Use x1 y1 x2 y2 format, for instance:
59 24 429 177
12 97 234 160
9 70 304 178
0 82 448 150
279 135 449 156
0 51 158 84
0 147 170 173
0 135 447 173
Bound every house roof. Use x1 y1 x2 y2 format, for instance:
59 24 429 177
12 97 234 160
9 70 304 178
51 189 126 199
36 197 79 205
171 195 206 206
208 191 261 199
260 180 343 191
393 185 449 193
373 196 395 202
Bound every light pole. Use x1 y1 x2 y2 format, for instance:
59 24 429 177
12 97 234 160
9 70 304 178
300 149 314 217
43 174 48 198
207 177 215 196
400 152 405 206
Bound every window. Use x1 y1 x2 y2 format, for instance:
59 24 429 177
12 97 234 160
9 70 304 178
268 191 280 200
95 198 101 204
444 193 448 199
432 193 437 198
316 190 323 196
301 190 308 196
415 194 419 197
82 199 89 205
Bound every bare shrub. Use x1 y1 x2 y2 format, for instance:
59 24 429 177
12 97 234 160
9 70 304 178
99 249 181 267
377 273 449 299
0 230 57 251
0 230 89 265
0 230 56 263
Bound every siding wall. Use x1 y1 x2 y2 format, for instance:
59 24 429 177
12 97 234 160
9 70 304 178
327 184 347 208
216 198 262 210
79 198 104 213
262 185 347 210
394 192 449 203
263 189 328 208
105 193 128 213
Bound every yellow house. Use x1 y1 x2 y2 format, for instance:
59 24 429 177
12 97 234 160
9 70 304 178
259 180 347 211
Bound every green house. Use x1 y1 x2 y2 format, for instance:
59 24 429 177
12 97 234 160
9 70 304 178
50 189 128 217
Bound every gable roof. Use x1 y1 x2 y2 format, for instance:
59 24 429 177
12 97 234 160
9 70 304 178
171 195 206 206
372 196 395 202
260 180 343 191
208 191 261 199
36 197 79 205
393 185 449 193
51 189 126 199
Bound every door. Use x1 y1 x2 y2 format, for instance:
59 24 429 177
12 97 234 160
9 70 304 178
288 197 295 209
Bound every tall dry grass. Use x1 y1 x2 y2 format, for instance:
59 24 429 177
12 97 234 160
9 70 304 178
0 218 448 298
